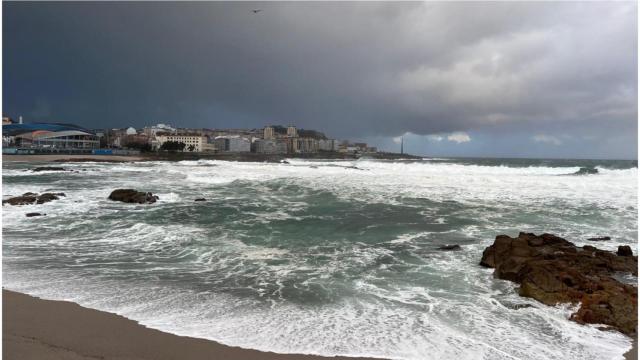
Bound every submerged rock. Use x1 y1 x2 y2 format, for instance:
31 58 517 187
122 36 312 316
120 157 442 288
194 198 207 202
438 244 462 251
25 212 45 217
108 189 159 204
480 232 637 336
32 166 67 172
573 167 599 175
588 236 611 241
3 192 65 206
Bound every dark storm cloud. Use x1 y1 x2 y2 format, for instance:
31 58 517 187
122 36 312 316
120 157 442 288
3 2 637 157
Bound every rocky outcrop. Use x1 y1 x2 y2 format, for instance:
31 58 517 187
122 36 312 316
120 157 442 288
480 232 637 336
3 192 65 206
194 198 207 202
108 189 159 204
32 167 66 172
438 244 462 251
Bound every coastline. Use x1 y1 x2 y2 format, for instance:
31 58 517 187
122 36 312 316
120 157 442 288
2 151 421 164
2 289 382 360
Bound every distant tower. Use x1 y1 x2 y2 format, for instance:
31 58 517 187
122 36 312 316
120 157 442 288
19 116 23 124
400 136 404 155
287 126 297 137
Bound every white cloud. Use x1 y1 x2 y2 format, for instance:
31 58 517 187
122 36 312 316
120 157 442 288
532 134 562 145
426 135 444 142
447 132 471 143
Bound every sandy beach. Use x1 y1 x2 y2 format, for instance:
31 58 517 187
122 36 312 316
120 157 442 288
2 290 380 360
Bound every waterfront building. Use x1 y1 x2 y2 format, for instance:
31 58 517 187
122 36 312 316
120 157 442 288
2 122 99 149
125 127 137 135
287 126 298 137
296 137 319 153
214 135 251 152
253 138 287 154
318 139 339 151
155 133 215 152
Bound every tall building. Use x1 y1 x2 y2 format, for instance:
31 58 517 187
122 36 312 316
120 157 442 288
263 126 275 139
287 126 298 137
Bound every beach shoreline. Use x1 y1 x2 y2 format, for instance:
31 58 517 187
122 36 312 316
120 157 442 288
2 289 381 360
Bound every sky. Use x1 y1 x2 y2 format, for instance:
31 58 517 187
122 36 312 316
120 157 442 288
3 2 638 159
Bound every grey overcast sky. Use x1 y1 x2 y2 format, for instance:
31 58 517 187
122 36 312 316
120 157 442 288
3 2 638 159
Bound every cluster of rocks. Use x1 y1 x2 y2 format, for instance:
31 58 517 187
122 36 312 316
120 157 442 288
3 192 66 206
480 232 637 336
108 189 159 204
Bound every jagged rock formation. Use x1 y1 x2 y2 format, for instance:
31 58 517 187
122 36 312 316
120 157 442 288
480 232 637 336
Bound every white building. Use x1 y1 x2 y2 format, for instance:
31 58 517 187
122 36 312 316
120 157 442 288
155 134 215 152
318 139 339 151
125 127 137 135
214 135 251 152
143 123 177 137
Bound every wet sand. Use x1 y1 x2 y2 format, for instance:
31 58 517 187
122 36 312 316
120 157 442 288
2 154 145 162
625 339 637 360
3 290 380 360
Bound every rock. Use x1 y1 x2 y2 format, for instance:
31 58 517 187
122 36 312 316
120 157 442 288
32 167 66 172
438 244 462 251
3 192 64 206
588 236 611 241
480 232 637 336
108 189 159 204
25 212 45 217
617 245 633 257
194 198 207 202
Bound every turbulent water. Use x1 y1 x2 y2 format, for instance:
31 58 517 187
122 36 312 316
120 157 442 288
2 157 638 360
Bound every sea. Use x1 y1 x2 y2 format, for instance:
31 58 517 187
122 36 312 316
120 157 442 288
2 157 638 360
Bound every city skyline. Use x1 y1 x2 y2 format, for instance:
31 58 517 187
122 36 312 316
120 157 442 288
4 2 637 159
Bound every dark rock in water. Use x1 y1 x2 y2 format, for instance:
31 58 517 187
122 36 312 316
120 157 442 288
32 167 66 172
438 244 462 251
36 193 64 204
512 303 534 310
480 232 637 336
588 236 611 241
617 245 633 257
281 160 290 164
3 192 64 206
108 189 159 204
194 198 207 202
25 212 45 217
573 167 599 175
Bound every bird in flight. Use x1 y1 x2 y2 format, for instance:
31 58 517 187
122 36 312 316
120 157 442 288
252 9 262 14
